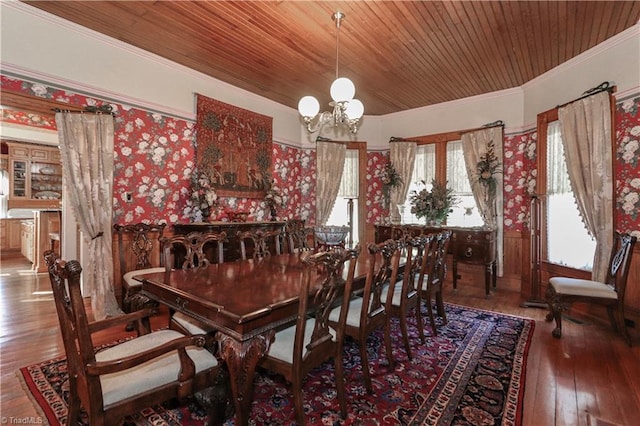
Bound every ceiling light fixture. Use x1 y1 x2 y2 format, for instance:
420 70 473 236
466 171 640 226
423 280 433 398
297 11 364 134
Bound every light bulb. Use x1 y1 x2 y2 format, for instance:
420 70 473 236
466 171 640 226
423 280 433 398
330 77 355 102
297 96 320 117
345 99 364 119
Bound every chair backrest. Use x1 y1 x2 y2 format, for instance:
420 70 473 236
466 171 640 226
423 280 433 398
162 231 227 270
415 233 437 290
361 239 399 325
294 245 361 366
237 229 282 260
400 235 430 302
426 230 452 286
44 250 102 411
284 219 314 253
606 232 637 298
114 222 166 277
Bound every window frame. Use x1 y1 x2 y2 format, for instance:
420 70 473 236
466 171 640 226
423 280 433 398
535 95 616 281
401 128 482 226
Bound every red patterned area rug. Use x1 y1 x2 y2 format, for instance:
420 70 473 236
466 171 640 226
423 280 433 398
18 303 534 425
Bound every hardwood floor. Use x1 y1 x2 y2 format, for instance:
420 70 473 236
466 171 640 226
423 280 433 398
1 252 639 425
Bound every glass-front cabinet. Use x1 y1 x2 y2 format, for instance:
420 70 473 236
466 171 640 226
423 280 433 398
10 159 27 198
5 141 62 210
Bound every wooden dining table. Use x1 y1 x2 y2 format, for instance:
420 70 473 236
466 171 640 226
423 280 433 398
136 251 373 426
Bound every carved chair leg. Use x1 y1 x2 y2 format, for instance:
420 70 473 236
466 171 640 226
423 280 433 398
414 301 426 344
435 290 447 324
359 340 373 394
383 322 395 370
195 366 233 426
398 312 413 360
334 350 347 419
424 296 438 336
611 306 632 346
545 285 563 338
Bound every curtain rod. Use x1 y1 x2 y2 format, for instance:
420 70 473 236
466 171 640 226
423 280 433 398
52 104 116 116
482 120 504 128
315 136 349 145
389 136 419 143
556 81 614 109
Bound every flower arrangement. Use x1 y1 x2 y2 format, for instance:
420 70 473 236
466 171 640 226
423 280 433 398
264 180 285 220
381 159 403 208
409 179 458 224
191 170 218 221
476 141 502 197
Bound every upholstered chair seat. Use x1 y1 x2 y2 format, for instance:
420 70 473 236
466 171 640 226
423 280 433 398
545 232 637 345
548 277 619 298
95 329 218 406
267 318 337 364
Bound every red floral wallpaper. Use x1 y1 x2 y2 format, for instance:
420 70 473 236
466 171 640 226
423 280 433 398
366 151 389 225
615 96 640 237
1 74 638 236
503 130 537 232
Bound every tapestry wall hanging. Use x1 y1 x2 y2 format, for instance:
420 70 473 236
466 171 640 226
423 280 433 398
195 94 273 198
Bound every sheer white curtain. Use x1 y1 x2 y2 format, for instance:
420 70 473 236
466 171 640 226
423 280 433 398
316 141 346 225
389 141 416 223
55 112 120 320
461 126 504 275
558 91 613 282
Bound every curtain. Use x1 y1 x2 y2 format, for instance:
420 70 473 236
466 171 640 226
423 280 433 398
389 141 417 223
461 126 504 276
558 91 613 282
55 112 119 320
338 150 359 198
316 141 346 225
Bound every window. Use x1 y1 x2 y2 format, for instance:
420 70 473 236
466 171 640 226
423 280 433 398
400 140 482 227
326 148 359 246
544 120 596 270
445 141 483 227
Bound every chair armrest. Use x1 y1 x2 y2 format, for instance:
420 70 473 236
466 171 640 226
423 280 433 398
86 334 207 376
87 308 155 334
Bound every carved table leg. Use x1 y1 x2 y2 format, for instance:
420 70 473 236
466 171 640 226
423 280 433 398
217 331 274 426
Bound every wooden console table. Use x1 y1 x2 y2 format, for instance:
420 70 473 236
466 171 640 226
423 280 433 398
173 221 286 262
375 224 497 295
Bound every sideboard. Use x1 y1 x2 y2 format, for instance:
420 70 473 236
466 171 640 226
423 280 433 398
375 224 497 296
173 221 286 262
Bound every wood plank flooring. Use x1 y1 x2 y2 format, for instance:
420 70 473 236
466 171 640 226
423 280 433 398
1 253 639 425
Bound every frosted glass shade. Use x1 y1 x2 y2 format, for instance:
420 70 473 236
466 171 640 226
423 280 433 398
298 96 320 117
330 77 355 102
345 99 364 119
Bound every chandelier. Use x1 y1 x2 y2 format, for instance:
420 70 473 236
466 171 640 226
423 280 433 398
297 11 364 134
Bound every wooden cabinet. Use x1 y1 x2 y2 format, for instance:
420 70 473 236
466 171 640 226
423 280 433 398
173 221 286 262
0 218 25 251
21 221 35 263
375 224 497 295
5 141 62 210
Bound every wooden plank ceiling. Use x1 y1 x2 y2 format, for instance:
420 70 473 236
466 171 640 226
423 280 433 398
21 1 640 116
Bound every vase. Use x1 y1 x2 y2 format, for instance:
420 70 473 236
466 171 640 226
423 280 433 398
269 205 277 221
426 218 443 227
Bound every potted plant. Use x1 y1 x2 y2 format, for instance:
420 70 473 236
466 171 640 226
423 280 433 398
409 179 458 226
476 141 502 197
381 159 403 210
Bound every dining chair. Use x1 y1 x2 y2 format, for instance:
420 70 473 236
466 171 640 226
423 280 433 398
417 230 452 336
259 245 361 424
44 250 221 426
545 232 637 345
161 231 227 337
113 223 166 316
381 235 428 360
284 219 314 253
329 239 397 393
237 229 282 260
